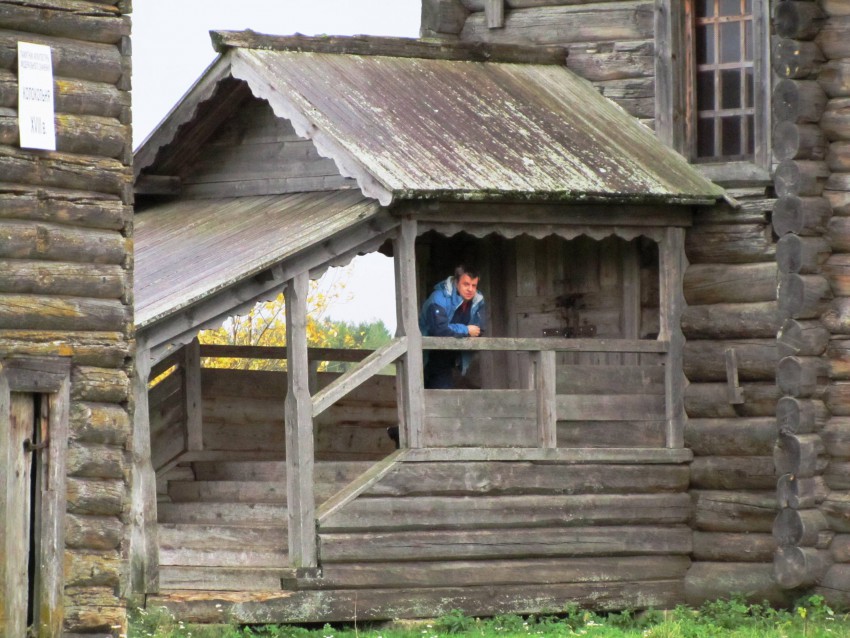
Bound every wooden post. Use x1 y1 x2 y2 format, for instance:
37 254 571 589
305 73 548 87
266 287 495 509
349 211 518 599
284 272 317 568
394 218 425 448
182 337 203 451
484 0 505 28
128 339 160 597
660 227 687 448
533 350 557 448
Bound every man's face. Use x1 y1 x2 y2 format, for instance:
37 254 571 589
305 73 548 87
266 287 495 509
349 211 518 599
457 274 479 301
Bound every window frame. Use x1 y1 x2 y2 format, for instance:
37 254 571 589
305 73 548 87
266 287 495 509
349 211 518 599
655 0 772 177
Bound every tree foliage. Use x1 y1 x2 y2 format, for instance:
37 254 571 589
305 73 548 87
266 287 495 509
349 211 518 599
198 276 391 371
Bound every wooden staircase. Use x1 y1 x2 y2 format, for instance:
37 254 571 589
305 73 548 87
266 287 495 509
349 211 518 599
157 460 372 591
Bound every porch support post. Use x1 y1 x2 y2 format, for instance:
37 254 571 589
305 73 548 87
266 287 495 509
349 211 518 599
284 272 317 567
182 337 203 452
533 350 557 448
394 217 425 448
128 337 160 597
659 226 687 448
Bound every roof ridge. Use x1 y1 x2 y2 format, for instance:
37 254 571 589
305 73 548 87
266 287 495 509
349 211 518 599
210 30 567 66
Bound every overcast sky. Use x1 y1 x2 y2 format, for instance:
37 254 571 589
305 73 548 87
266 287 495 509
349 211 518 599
131 1 422 332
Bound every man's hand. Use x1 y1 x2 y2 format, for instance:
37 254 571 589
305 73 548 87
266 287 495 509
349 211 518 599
468 325 481 337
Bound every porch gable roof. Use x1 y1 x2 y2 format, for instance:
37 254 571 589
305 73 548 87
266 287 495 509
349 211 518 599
136 32 724 208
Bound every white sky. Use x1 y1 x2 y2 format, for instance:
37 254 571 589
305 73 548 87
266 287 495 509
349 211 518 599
131 1 422 333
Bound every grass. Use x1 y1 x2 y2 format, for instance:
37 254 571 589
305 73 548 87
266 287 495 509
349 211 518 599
129 595 850 638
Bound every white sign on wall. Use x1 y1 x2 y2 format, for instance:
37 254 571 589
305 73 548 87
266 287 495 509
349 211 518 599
17 42 56 151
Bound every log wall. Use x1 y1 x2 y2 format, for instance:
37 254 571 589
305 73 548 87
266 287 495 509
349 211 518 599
0 2 133 635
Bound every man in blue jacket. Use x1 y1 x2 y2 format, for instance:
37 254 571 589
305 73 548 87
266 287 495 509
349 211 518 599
419 264 486 389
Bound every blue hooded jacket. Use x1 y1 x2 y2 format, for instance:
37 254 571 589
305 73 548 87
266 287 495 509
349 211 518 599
419 276 486 373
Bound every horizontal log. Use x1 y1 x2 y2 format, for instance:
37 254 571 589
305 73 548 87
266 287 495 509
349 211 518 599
64 550 120 588
69 401 130 445
773 122 827 161
0 184 128 230
774 508 828 546
0 27 123 82
775 160 830 198
774 431 825 477
565 39 653 82
828 340 850 379
778 274 832 319
777 235 830 276
0 329 127 367
820 60 850 98
685 382 777 418
315 555 690 590
691 490 777 533
0 112 127 159
71 366 129 403
831 535 850 562
772 38 825 80
0 293 127 332
827 381 850 415
822 97 850 141
822 418 850 456
825 188 850 216
0 220 126 263
365 461 689 497
825 460 850 489
0 2 128 44
817 16 850 59
684 562 792 607
420 0 467 36
774 1 826 40
459 2 654 46
777 355 826 397
0 147 129 196
66 513 122 550
684 339 777 382
826 254 850 299
0 69 129 120
777 474 828 510
773 79 828 123
816 564 850 608
777 396 829 434
694 196 774 225
778 319 830 358
681 302 779 340
66 476 124 516
0 260 125 298
774 546 831 589
689 456 776 490
685 224 775 264
691 532 775 562
773 195 832 236
318 525 692 563
320 493 691 532
66 441 125 479
684 418 776 457
683 263 777 305
828 215 850 252
592 76 654 118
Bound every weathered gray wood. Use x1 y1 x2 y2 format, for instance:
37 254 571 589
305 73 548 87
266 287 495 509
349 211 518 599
420 0 468 36
820 60 850 98
683 263 777 305
557 420 665 448
685 563 792 607
0 147 128 195
773 122 827 161
827 141 850 173
822 98 850 142
556 363 664 395
772 38 825 80
777 355 825 397
825 254 850 298
682 302 779 340
777 274 832 319
823 298 850 335
0 28 123 82
421 336 667 352
773 79 828 124
817 16 850 59
773 196 832 236
568 39 653 82
775 160 830 198
690 456 776 490
0 220 126 264
774 508 827 546
777 474 827 510
316 451 405 523
319 524 692 562
691 490 777 533
0 260 125 298
284 272 316 568
692 532 775 563
776 235 830 275
685 224 775 264
684 339 778 382
148 578 687 624
181 339 203 452
684 418 776 457
67 477 123 516
777 396 828 434
484 0 504 27
774 431 825 478
828 382 850 415
400 447 692 464
774 546 831 589
685 382 778 417
215 30 567 64
533 350 557 447
556 393 664 421
0 111 127 159
775 1 826 40
364 461 689 496
312 338 406 418
0 186 127 230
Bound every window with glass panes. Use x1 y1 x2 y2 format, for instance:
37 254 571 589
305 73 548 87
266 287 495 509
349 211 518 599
692 0 755 161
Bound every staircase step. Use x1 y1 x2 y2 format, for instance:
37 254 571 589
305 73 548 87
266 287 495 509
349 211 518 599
157 501 286 525
192 460 373 482
159 566 294 591
159 523 286 550
159 546 288 568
